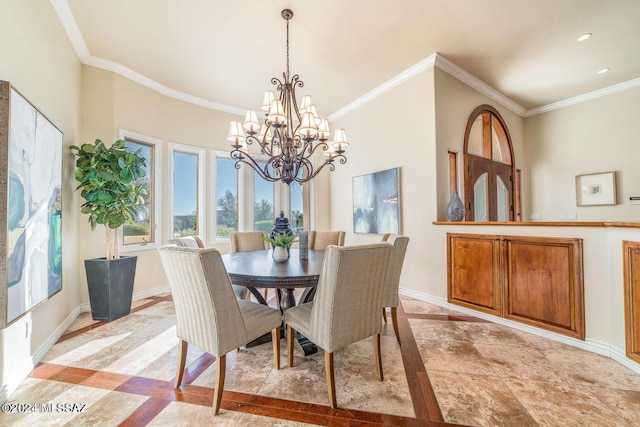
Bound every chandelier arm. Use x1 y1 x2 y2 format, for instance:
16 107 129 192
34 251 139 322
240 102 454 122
230 149 279 182
306 140 329 157
294 158 336 184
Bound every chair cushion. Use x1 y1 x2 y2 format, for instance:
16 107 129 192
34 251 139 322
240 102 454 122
237 299 282 343
284 302 313 338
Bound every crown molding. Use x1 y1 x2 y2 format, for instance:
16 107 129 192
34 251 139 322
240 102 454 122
433 54 528 117
51 0 640 122
328 53 437 122
50 0 245 117
525 77 640 117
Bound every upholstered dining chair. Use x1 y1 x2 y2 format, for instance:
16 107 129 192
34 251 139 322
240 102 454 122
167 236 249 300
229 231 271 301
308 230 345 250
380 234 410 345
285 242 392 408
158 245 282 415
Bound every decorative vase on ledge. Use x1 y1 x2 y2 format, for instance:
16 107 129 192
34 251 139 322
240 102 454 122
447 190 465 222
273 246 290 262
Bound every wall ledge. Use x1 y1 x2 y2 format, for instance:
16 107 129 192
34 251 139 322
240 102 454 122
398 287 640 375
432 221 640 228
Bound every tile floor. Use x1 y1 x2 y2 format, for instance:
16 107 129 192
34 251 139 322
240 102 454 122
1 294 639 426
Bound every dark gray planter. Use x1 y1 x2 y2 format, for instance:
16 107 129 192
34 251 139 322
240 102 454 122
85 256 137 321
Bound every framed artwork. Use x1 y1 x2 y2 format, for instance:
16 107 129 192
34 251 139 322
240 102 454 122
353 167 401 234
575 171 617 206
0 81 63 328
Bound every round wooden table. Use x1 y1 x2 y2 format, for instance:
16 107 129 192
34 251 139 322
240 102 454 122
221 248 324 354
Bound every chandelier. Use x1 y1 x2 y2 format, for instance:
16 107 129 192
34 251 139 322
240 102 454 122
226 9 349 185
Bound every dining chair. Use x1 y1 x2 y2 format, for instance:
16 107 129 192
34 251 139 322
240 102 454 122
167 236 249 300
380 234 410 345
158 245 282 415
285 242 392 408
229 231 272 301
308 230 345 250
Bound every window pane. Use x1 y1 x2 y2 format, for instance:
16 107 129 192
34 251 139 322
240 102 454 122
467 116 483 156
491 126 504 162
215 157 238 238
474 173 488 221
254 162 274 232
290 181 304 232
497 176 508 221
173 151 199 237
123 140 153 244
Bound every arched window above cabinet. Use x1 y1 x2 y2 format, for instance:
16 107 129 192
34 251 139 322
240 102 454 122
463 105 519 222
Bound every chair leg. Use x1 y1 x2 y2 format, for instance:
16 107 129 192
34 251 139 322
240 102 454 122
373 333 383 381
272 328 281 370
174 339 188 389
391 307 401 345
325 351 337 409
212 354 226 415
287 326 295 367
382 307 387 323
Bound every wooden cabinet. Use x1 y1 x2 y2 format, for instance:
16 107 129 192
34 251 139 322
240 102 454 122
447 233 585 339
623 241 640 363
447 234 502 316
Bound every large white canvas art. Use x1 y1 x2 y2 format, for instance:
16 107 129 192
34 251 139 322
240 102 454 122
352 167 401 234
1 82 62 327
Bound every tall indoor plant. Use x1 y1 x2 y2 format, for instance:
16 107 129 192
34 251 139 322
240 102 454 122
70 139 146 320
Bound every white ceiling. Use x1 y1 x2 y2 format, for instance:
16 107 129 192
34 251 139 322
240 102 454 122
55 0 640 117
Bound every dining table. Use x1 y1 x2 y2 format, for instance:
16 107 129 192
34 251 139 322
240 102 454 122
221 248 324 355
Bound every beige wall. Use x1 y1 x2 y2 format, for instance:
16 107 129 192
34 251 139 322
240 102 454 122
329 68 438 296
0 0 82 399
433 68 526 219
524 86 640 221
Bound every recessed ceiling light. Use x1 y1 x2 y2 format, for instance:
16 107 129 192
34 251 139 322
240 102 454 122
598 68 611 74
577 33 592 41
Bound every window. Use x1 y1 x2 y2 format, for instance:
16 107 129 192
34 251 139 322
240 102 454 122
463 105 518 221
289 181 304 232
119 130 162 251
254 161 275 232
212 151 312 239
169 143 205 239
212 151 239 239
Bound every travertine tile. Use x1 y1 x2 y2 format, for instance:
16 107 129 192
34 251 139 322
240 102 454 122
542 348 640 391
428 371 538 427
585 386 640 425
415 338 495 375
504 378 629 427
474 344 574 383
147 401 242 426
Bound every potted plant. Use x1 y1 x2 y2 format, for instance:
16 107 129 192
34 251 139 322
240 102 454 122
70 139 147 321
264 232 297 262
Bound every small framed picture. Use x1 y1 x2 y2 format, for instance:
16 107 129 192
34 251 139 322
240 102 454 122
575 171 617 206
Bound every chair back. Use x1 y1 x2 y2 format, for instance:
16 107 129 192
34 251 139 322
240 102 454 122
309 242 392 352
167 235 205 248
380 235 409 307
230 231 270 253
158 245 246 356
308 230 345 250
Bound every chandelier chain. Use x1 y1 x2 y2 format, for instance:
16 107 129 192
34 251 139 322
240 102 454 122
286 17 290 80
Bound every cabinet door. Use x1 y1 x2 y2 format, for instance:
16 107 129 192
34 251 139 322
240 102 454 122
447 233 502 316
504 236 585 339
623 241 640 364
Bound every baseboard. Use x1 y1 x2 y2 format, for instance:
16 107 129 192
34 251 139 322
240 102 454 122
399 287 640 375
2 285 172 403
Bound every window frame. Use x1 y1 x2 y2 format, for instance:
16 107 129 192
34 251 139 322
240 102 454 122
118 129 163 253
168 142 206 242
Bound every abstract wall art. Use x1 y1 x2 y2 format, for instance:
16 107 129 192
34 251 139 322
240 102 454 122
353 167 401 235
0 81 63 328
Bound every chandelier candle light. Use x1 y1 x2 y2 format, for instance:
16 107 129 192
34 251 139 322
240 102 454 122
227 9 349 185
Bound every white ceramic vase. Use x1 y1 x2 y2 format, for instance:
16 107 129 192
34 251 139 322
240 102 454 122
273 246 289 262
